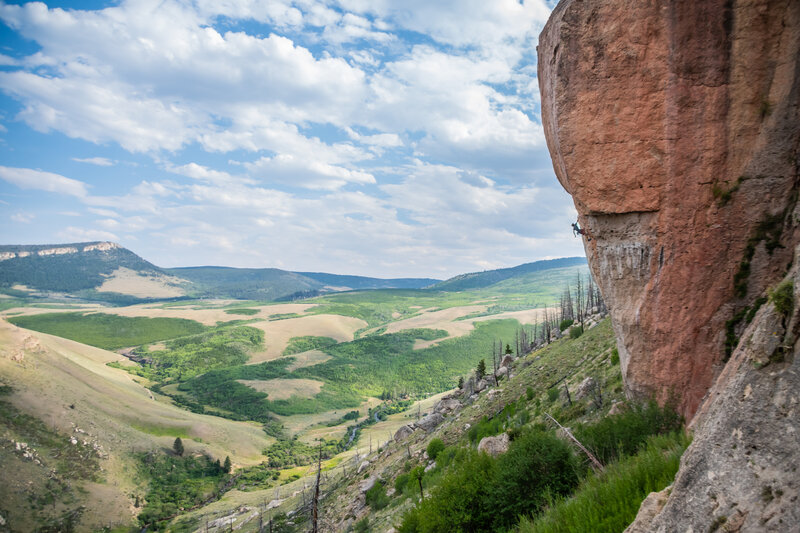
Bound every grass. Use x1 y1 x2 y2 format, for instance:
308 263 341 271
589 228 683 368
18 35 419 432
517 432 689 533
282 335 339 355
224 308 260 315
7 312 207 350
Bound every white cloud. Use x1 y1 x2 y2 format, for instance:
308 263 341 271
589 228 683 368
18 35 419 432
10 212 34 223
72 157 115 166
57 226 119 242
0 166 89 198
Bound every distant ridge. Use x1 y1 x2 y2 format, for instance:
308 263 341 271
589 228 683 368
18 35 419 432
431 256 588 291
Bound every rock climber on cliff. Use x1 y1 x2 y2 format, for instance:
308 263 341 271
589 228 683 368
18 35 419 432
572 221 591 241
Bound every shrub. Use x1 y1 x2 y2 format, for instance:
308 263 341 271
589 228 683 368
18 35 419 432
569 326 584 339
526 387 535 401
365 481 390 510
547 388 561 403
354 517 370 533
489 429 580 529
426 439 445 461
769 280 794 317
518 432 689 533
559 318 574 331
572 400 682 465
610 348 620 365
394 473 410 494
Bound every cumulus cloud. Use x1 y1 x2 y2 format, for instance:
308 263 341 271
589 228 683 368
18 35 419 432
0 166 89 198
0 0 580 277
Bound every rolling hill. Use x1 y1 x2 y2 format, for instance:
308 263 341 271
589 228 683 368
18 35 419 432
431 256 587 291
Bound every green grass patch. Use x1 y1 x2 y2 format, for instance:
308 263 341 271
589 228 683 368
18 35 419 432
7 312 207 350
224 307 259 315
122 325 263 382
129 422 190 438
282 335 339 355
518 432 689 533
136 452 228 530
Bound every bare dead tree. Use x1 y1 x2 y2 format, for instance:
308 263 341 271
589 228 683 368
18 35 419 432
311 444 321 533
563 382 572 406
544 412 604 471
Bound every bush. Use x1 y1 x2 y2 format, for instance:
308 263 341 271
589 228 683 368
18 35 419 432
426 438 445 461
569 326 584 339
610 348 620 365
769 280 794 317
526 387 535 401
354 517 370 533
547 388 561 403
365 481 390 510
490 429 580 529
573 400 682 465
559 319 574 331
518 432 689 533
394 473 410 494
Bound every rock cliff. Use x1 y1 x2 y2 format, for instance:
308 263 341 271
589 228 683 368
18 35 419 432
539 0 800 529
539 0 800 419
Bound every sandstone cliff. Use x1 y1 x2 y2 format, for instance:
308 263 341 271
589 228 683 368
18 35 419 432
539 0 799 530
539 0 800 420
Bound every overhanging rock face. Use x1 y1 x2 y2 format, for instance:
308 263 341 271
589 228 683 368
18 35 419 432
538 0 800 419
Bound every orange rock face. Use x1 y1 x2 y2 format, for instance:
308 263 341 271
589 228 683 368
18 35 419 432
538 0 800 419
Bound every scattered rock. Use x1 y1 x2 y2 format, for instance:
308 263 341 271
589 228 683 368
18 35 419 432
477 433 510 457
575 377 597 400
624 485 671 533
416 412 444 432
464 423 471 431
424 461 436 473
486 388 501 400
434 398 461 414
386 487 396 497
359 475 377 493
394 424 416 442
357 460 370 474
608 401 626 416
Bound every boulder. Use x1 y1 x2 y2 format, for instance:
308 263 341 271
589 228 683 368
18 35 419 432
500 354 514 368
394 424 416 442
575 377 597 400
359 475 377 493
416 412 444 432
496 366 509 379
607 401 626 416
477 433 509 457
463 376 476 396
424 461 436 473
357 460 370 475
474 379 488 393
434 398 461 414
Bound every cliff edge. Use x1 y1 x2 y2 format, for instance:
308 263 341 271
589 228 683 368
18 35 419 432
538 0 799 419
539 1 799 530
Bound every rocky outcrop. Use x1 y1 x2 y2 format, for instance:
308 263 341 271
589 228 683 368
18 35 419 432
539 0 800 420
635 259 799 531
394 424 416 442
539 0 800 530
477 433 510 457
416 413 444 432
434 398 461 414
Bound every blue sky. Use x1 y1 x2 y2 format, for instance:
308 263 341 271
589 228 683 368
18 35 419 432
0 0 581 278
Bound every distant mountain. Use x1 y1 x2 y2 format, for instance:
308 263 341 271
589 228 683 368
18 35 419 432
0 242 439 302
0 242 166 295
431 257 588 292
296 271 440 290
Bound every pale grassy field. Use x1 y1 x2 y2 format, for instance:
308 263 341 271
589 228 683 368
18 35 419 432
0 319 275 529
247 314 367 363
96 266 188 298
237 378 324 400
97 302 316 326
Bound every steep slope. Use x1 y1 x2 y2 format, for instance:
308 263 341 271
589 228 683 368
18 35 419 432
0 319 271 531
431 257 587 292
539 0 800 419
0 242 177 295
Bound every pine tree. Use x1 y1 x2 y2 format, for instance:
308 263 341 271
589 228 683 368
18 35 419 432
173 437 184 457
476 359 486 380
457 376 464 389
223 455 232 473
505 343 513 355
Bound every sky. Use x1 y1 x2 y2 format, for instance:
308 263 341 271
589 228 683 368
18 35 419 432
0 0 582 279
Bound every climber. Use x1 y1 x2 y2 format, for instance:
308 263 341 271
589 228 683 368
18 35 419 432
572 222 592 241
